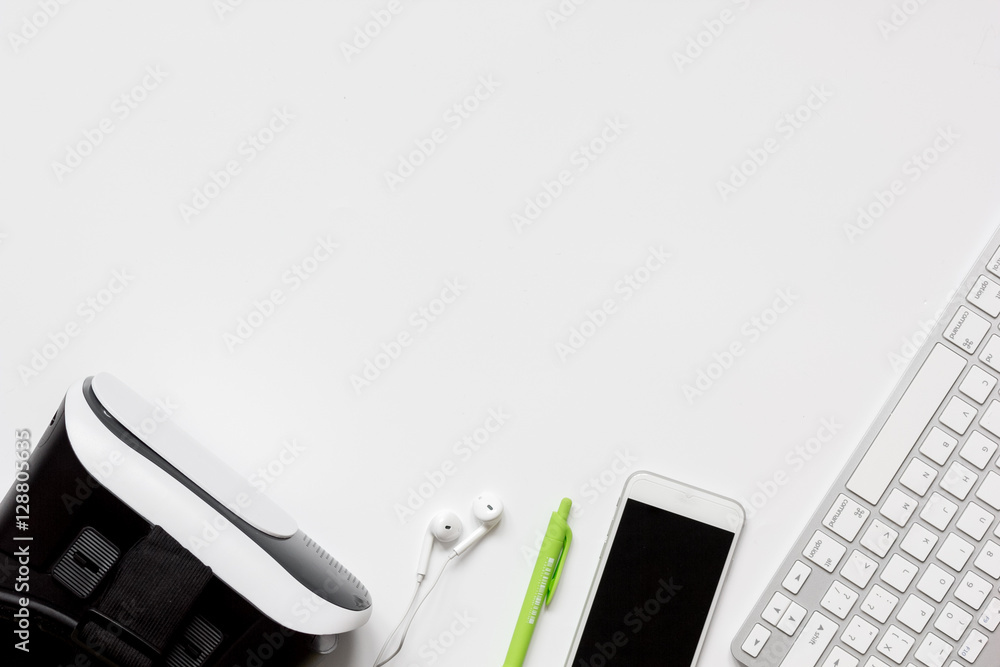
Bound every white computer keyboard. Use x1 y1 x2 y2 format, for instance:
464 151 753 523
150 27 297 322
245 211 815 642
733 230 1000 667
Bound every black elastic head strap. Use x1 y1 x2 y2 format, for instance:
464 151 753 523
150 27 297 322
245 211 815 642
75 526 213 667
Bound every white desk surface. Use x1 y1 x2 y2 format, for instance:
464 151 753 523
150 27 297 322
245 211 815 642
4 2 1000 665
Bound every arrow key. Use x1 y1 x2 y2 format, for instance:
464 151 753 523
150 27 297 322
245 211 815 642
762 591 791 626
740 624 771 658
820 646 858 667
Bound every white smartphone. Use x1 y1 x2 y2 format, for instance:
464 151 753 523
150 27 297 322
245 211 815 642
564 471 745 667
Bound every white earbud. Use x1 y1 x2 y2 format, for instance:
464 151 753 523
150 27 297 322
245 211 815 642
416 510 463 580
451 493 504 557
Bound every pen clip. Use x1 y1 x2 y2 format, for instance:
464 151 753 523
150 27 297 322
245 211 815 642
545 524 571 605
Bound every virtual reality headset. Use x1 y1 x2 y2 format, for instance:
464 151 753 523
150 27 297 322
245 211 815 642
0 373 371 666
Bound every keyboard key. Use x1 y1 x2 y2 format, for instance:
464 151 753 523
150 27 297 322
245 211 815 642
847 344 966 504
821 646 858 667
863 658 890 667
778 611 836 667
940 461 978 500
980 399 1000 437
980 597 1000 631
842 550 878 588
918 563 956 602
823 494 870 541
881 488 918 527
821 580 858 620
842 614 879 653
973 539 1000 578
777 601 806 635
958 629 988 662
967 274 1000 316
956 502 995 541
897 594 935 633
741 623 771 658
955 571 992 610
938 533 975 571
934 601 973 641
921 492 958 530
960 430 999 469
900 522 939 561
900 458 939 496
762 591 791 625
876 624 915 664
959 365 999 404
943 306 991 354
914 632 953 666
940 396 978 434
988 247 1000 278
803 530 847 572
920 427 959 466
782 560 811 594
980 337 1000 374
861 519 899 558
975 471 1000 510
880 554 918 593
862 584 899 623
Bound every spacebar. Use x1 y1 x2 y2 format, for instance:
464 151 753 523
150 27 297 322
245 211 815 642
847 343 966 504
779 612 837 667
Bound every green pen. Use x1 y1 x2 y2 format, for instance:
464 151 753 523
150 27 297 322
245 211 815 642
502 498 573 667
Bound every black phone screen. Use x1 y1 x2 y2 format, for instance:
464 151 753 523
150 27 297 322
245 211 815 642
569 498 736 667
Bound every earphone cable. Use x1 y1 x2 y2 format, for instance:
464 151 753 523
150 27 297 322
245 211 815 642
372 555 454 666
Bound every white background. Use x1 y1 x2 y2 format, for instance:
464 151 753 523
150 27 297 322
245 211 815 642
3 1 1000 666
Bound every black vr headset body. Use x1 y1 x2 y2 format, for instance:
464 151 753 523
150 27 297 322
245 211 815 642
0 374 371 666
